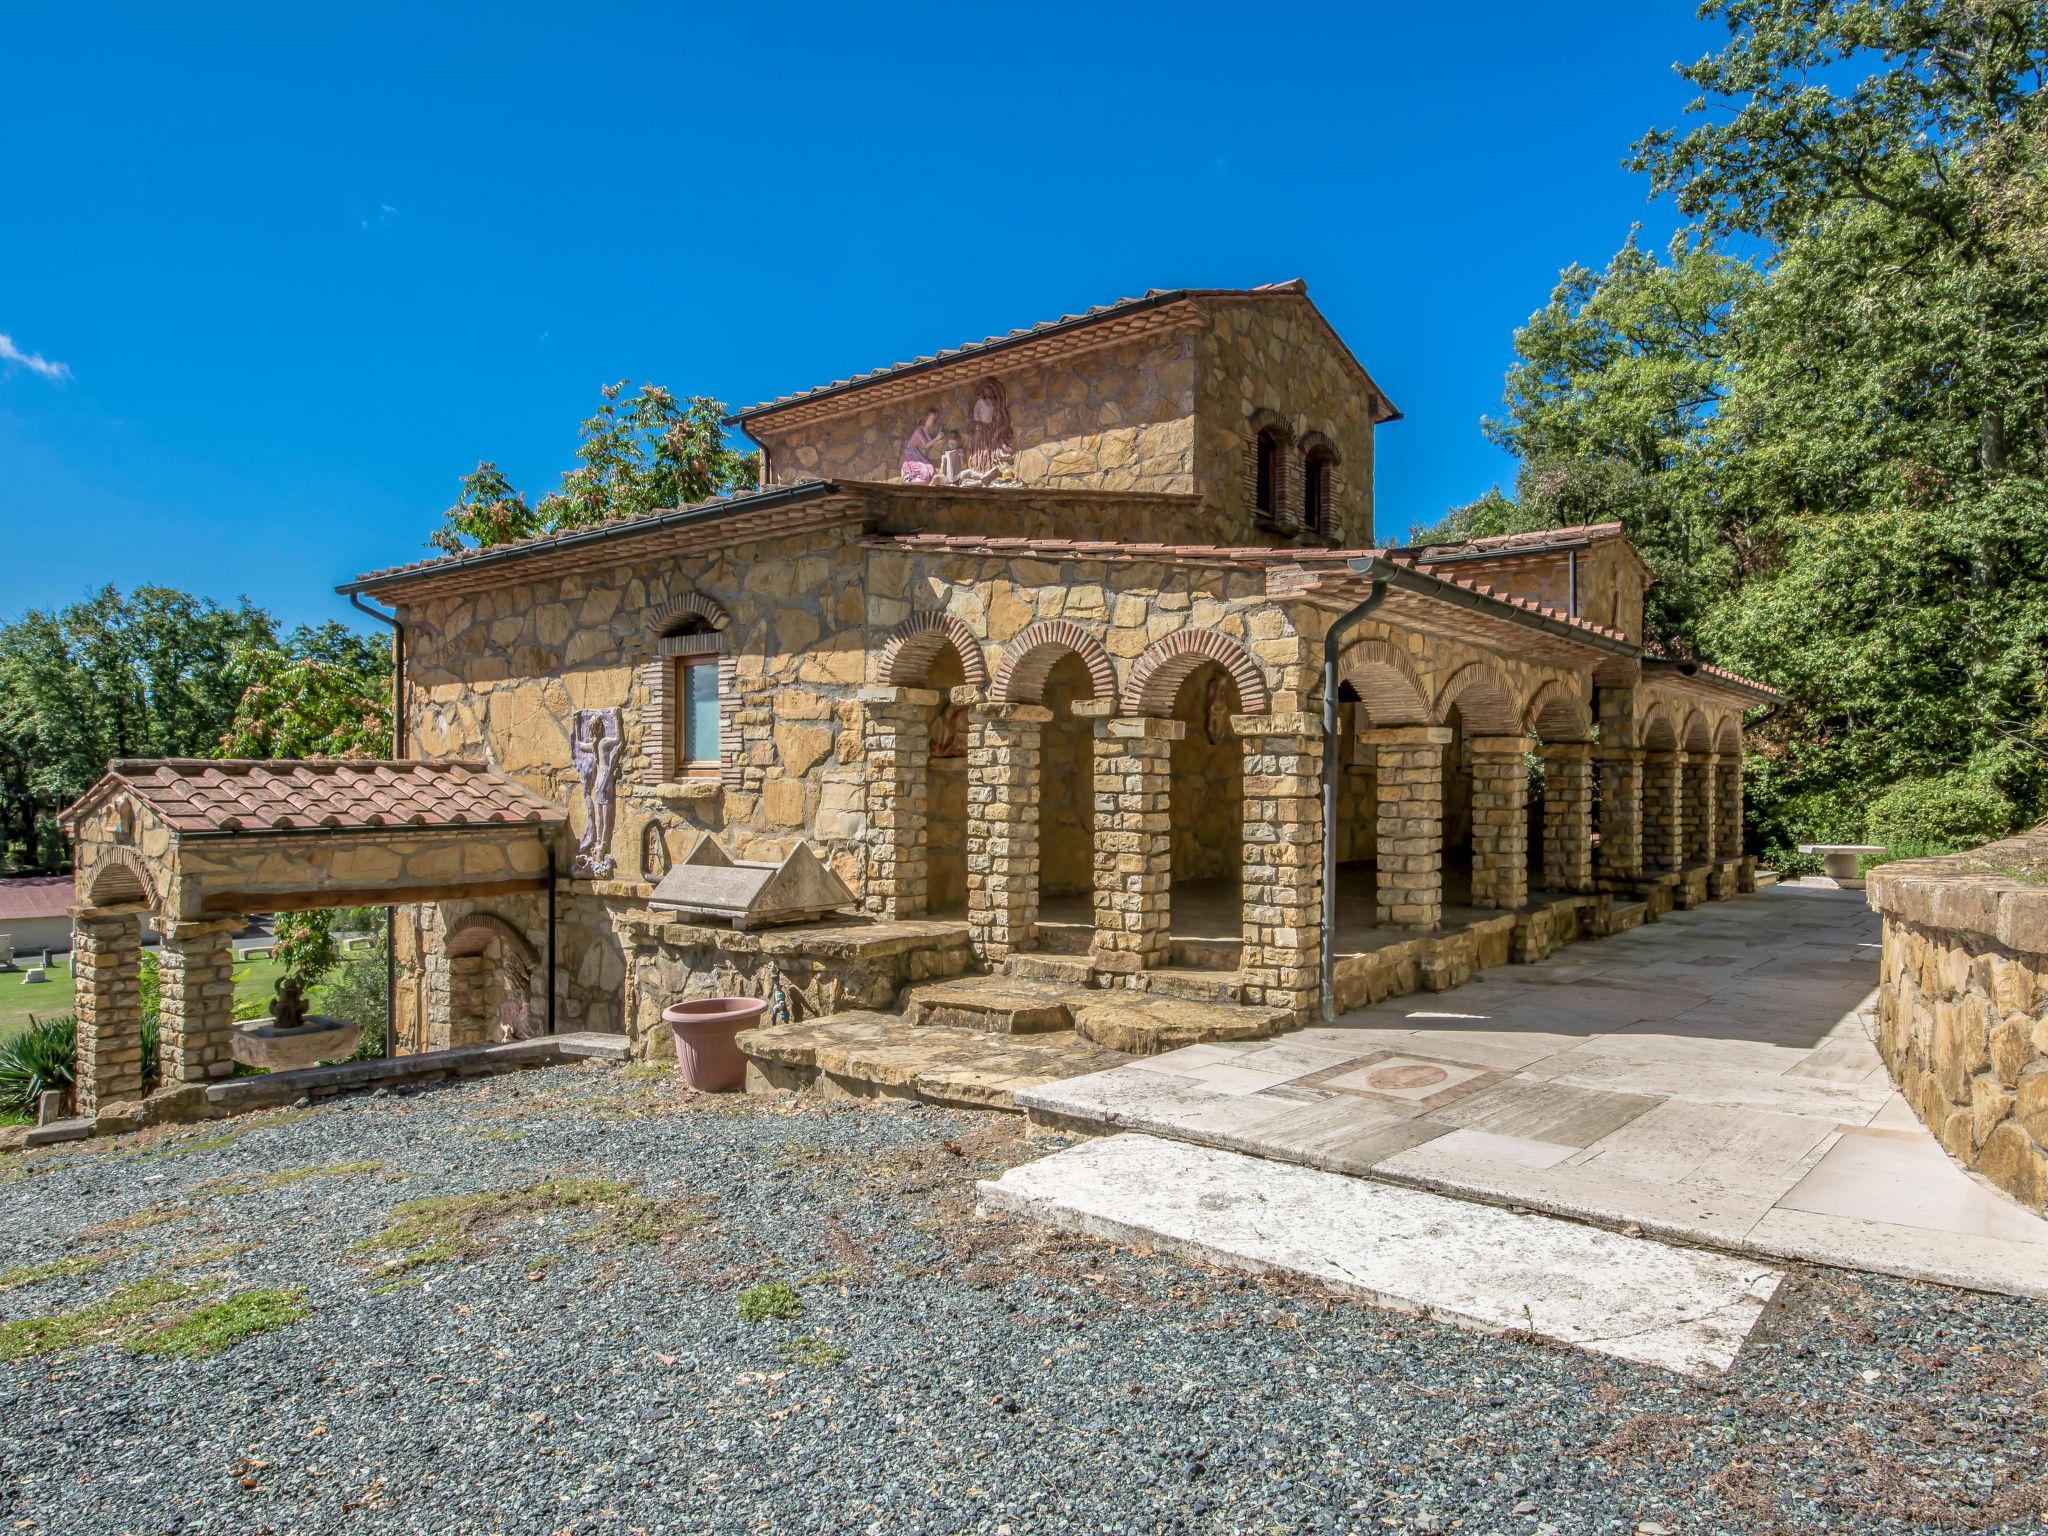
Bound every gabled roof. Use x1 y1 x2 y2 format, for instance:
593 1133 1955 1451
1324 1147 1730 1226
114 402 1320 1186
61 760 566 839
1394 521 1654 581
729 281 1401 430
0 876 73 922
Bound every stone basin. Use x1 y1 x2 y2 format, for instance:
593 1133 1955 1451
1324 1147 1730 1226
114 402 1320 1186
232 1014 361 1072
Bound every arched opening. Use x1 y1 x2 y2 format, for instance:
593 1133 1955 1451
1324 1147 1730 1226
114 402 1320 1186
1032 651 1102 954
1254 427 1285 519
923 646 971 917
1302 446 1336 533
1167 660 1243 968
446 915 541 1049
1525 683 1594 894
1434 663 1524 913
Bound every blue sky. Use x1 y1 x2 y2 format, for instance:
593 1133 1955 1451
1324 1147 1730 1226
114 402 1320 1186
1 2 1720 632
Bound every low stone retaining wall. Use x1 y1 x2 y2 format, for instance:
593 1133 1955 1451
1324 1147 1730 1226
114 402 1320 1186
1868 828 2048 1213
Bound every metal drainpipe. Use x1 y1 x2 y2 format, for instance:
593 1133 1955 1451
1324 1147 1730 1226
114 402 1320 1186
545 840 558 1037
348 592 405 1058
1320 578 1391 1022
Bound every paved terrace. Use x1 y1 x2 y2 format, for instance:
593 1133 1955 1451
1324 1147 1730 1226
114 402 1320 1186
1025 883 2048 1298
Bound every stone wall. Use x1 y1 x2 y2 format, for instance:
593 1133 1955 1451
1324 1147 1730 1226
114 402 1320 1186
1039 659 1096 896
755 330 1199 495
1868 828 2048 1213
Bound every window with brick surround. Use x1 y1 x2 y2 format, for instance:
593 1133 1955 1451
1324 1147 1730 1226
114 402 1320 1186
1303 446 1334 534
674 654 722 776
1254 427 1283 518
638 595 736 786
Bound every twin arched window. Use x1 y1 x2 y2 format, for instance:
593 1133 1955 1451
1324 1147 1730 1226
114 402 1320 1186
1251 421 1338 534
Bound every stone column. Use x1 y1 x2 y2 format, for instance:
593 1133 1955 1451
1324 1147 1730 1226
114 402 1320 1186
1641 749 1687 875
858 685 939 919
965 703 1052 964
1717 756 1743 857
1685 753 1719 865
1090 716 1181 974
73 911 145 1116
1595 747 1643 887
1539 741 1595 893
158 918 241 1084
1364 725 1451 930
1467 737 1530 911
1236 713 1322 1018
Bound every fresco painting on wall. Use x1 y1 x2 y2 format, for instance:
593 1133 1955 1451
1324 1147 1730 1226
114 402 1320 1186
898 377 1021 488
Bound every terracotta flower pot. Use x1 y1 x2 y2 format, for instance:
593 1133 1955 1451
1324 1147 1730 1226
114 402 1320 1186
661 997 768 1092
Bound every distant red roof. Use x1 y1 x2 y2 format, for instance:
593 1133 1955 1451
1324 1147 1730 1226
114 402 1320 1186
62 760 566 838
0 876 72 922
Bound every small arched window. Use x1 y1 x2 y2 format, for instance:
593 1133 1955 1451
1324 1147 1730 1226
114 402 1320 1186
641 596 732 784
1254 427 1284 518
1302 447 1336 534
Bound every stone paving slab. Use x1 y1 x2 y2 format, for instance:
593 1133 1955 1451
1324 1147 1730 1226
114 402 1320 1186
1020 886 2048 1298
980 1133 1784 1377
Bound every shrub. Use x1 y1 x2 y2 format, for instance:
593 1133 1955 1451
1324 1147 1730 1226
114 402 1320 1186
318 940 389 1035
1865 775 2015 856
0 1015 76 1115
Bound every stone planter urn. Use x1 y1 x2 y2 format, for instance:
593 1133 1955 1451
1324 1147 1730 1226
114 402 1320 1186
662 997 767 1092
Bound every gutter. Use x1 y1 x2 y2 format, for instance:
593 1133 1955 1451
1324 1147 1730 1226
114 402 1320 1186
336 480 841 598
1320 577 1391 1022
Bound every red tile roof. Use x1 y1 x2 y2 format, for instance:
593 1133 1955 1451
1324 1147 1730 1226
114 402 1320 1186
63 760 566 838
0 876 73 922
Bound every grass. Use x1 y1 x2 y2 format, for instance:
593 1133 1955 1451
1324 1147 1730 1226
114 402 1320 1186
736 1280 803 1324
778 1333 848 1370
0 948 357 1042
192 1160 382 1200
0 1274 216 1361
126 1286 310 1359
349 1176 644 1282
0 1251 116 1291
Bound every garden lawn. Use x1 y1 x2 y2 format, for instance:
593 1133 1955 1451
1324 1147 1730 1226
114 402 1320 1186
0 952 294 1043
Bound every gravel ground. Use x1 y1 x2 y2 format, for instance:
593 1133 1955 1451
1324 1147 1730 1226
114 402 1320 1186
0 1063 2043 1536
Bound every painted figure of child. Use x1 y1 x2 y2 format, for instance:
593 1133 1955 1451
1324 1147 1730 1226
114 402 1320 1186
900 408 942 485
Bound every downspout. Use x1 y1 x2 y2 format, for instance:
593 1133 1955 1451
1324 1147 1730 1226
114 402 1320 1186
545 840 558 1037
348 591 406 1058
1320 577 1392 1022
1567 549 1579 618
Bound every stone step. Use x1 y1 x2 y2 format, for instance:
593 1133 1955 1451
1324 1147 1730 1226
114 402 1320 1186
738 1012 1128 1112
900 976 1080 1034
978 1134 1782 1377
1069 992 1291 1055
1598 900 1650 937
1032 920 1094 957
1168 936 1244 970
1128 966 1246 1005
1004 952 1099 987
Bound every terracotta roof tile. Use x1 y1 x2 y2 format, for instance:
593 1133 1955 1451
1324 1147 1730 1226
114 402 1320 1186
0 876 74 922
63 760 567 839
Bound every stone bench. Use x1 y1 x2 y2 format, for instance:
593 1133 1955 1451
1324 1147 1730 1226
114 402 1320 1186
1798 843 1885 890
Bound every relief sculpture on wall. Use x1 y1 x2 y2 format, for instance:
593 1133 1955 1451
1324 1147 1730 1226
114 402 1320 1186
898 377 1019 489
571 707 624 878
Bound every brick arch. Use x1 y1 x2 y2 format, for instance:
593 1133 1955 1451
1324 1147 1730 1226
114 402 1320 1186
1338 639 1430 727
81 846 157 911
1681 707 1715 754
1523 679 1593 742
1715 715 1742 756
988 620 1115 705
876 612 990 691
1640 702 1680 751
1432 661 1521 736
649 591 730 636
446 912 539 968
1123 628 1270 717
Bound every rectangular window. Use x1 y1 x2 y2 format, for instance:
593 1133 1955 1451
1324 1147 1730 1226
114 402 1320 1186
676 656 721 775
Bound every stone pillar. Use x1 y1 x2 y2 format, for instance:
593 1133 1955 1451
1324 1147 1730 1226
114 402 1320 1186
1236 713 1322 1017
1717 755 1743 857
1642 749 1687 875
1685 753 1719 865
158 918 241 1084
73 910 145 1116
859 686 939 919
966 703 1051 964
1364 725 1451 930
1595 747 1643 887
1467 737 1530 911
1539 741 1595 893
1091 716 1181 974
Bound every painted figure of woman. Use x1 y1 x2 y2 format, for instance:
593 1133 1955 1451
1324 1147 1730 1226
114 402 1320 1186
900 408 942 485
966 378 1012 477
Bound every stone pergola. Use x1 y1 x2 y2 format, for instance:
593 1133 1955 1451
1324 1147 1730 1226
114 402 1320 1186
60 760 565 1117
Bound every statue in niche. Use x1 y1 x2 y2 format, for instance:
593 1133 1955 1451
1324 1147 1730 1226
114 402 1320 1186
899 407 943 485
640 819 671 882
1203 674 1232 745
965 378 1012 479
571 707 624 878
929 701 969 760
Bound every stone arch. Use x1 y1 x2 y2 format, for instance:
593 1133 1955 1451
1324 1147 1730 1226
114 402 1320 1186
82 847 156 911
1523 679 1593 742
446 912 539 966
649 591 730 636
1339 639 1430 726
1123 628 1270 717
1640 702 1680 751
444 913 541 1047
1432 661 1521 736
876 612 990 691
1715 714 1741 756
989 620 1115 705
1681 708 1714 754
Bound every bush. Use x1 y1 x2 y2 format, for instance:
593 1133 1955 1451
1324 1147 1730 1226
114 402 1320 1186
0 1015 76 1115
1865 775 2015 856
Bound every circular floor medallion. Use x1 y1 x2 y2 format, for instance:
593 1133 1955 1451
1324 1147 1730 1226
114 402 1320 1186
1365 1061 1448 1091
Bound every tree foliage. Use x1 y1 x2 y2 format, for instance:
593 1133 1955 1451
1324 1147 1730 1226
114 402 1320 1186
1429 0 2048 860
218 622 393 760
432 383 759 554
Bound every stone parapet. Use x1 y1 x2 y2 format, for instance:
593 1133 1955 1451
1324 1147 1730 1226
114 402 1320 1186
1867 826 2048 1213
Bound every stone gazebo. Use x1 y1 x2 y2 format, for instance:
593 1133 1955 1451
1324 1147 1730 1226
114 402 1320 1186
60 759 565 1118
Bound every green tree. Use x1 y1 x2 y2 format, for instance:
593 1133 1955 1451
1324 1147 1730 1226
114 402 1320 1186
218 622 393 760
432 383 760 554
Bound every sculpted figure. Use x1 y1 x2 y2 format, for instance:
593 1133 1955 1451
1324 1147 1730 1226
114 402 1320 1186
572 708 624 877
966 378 1012 478
271 975 309 1030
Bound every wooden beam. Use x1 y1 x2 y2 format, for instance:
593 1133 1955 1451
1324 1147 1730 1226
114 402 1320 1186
199 876 551 916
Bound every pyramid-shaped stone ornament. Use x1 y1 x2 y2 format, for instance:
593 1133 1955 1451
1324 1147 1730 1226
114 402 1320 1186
649 836 855 929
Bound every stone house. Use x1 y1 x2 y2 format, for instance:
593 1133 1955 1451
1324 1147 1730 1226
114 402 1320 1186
61 281 1773 1114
